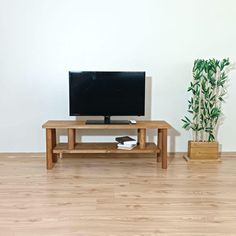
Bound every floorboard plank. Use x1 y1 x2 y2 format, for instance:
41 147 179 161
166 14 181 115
0 153 236 235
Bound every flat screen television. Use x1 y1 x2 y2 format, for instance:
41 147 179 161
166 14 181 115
69 71 145 124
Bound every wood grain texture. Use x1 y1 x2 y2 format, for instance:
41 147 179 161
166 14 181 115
157 128 163 162
68 128 76 150
0 153 236 235
42 120 171 169
138 129 146 149
161 129 168 169
46 129 56 169
53 142 159 154
188 141 219 160
42 120 171 129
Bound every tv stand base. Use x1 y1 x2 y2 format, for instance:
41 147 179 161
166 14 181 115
42 120 171 170
86 115 130 124
86 120 130 124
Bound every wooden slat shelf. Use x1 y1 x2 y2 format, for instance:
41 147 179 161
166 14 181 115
53 142 159 154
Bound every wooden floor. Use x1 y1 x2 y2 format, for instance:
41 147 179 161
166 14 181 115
0 153 236 236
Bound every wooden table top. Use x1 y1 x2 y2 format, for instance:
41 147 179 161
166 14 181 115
42 120 171 129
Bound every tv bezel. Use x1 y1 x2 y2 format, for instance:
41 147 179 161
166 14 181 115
69 71 145 124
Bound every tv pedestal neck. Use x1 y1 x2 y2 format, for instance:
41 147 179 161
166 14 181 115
42 120 171 170
86 116 130 124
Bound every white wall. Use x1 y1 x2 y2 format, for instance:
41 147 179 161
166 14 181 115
0 0 236 152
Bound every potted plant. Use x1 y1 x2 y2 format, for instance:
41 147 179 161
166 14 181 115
182 58 233 161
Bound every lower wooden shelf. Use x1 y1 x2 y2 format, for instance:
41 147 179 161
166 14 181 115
53 142 159 154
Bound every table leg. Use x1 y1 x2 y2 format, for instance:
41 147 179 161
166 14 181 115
161 129 168 169
157 129 162 162
139 128 146 149
137 129 140 145
46 128 56 169
68 128 76 150
52 129 57 163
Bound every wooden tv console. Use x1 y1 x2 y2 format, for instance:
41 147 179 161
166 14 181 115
42 120 171 170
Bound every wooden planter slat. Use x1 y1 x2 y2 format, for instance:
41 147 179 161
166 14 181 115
185 141 220 161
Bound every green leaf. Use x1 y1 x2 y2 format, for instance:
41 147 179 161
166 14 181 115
184 116 191 122
210 95 216 101
182 123 190 129
208 133 215 142
211 107 221 118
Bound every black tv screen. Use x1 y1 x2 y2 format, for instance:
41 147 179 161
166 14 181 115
69 71 145 117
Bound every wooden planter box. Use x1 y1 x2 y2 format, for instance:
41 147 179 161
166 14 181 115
185 141 220 161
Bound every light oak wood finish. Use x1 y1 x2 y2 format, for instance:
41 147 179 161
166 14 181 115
138 128 146 149
46 129 56 169
161 129 168 169
0 153 236 235
188 141 219 160
42 120 171 170
42 120 171 129
53 143 158 154
68 128 76 150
